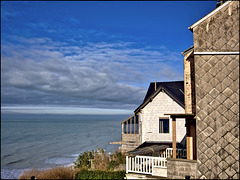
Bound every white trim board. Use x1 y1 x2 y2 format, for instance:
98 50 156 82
189 0 232 30
194 52 240 55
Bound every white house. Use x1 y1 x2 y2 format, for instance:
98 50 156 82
118 81 186 153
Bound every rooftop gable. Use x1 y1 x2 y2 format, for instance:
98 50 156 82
182 46 194 56
134 81 184 113
188 0 232 31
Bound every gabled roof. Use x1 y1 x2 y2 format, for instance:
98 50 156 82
134 81 184 113
188 0 232 31
182 46 194 56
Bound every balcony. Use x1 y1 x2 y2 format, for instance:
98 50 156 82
126 148 186 178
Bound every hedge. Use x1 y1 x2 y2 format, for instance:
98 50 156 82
76 169 125 179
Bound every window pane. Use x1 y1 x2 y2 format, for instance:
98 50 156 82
128 119 130 134
136 115 139 134
163 119 169 133
124 122 127 134
159 119 163 133
159 119 169 133
132 117 134 134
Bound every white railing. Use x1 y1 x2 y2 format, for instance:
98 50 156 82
126 148 186 175
126 155 167 174
160 148 187 158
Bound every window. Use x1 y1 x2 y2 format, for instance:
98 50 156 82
135 115 139 134
123 115 139 134
131 117 134 134
124 122 127 134
128 119 131 134
159 118 169 133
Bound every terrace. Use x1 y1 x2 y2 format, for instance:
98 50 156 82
125 114 197 179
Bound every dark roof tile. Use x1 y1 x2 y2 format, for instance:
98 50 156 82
135 81 184 113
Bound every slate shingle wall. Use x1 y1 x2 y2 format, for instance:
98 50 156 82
193 1 239 179
193 1 239 52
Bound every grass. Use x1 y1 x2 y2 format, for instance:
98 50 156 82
18 166 77 179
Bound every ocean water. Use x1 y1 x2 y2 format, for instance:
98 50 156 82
1 113 129 179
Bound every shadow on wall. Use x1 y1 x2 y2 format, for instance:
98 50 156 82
180 135 186 149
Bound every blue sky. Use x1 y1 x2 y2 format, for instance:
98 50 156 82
1 1 217 115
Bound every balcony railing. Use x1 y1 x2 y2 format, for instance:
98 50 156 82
126 148 186 176
159 148 187 159
126 155 167 174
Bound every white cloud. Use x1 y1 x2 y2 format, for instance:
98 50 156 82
1 36 183 110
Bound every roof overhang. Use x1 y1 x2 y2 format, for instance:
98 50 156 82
134 86 184 114
121 114 134 124
182 46 194 56
128 145 170 156
165 113 196 119
188 0 232 31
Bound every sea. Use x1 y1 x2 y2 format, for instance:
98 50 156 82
1 113 129 179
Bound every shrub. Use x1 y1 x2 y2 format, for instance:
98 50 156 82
76 169 125 179
92 148 110 170
18 167 76 179
106 161 119 171
74 148 126 172
111 150 126 164
74 150 94 169
74 147 110 170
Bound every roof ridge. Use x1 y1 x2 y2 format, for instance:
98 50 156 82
135 81 184 113
150 80 184 83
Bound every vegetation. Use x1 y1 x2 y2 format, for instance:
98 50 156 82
18 167 76 179
19 147 126 179
74 150 94 169
74 147 126 179
74 147 126 171
74 147 110 170
106 151 126 171
111 150 126 164
106 160 119 171
76 169 125 179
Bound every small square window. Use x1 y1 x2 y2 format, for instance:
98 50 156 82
159 118 169 133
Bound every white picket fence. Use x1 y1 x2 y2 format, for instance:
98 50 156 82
126 148 186 175
126 155 167 174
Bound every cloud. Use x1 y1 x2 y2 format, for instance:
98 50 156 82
1 3 21 20
1 106 132 115
1 36 183 110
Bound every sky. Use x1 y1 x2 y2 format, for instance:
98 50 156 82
1 1 217 115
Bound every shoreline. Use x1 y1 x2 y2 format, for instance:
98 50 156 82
1 160 76 179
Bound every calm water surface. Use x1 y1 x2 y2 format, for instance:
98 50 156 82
1 113 128 179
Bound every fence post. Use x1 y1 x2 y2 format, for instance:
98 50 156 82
126 156 128 173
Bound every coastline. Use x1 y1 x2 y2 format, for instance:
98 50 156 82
1 114 124 179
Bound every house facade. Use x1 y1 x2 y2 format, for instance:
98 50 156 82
190 0 239 178
168 1 239 179
119 81 186 153
124 0 239 179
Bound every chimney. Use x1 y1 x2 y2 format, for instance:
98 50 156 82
155 81 157 91
216 0 227 8
182 47 196 114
